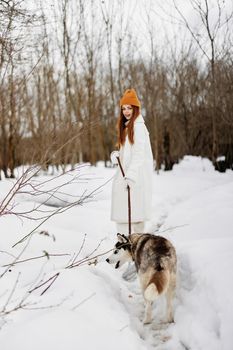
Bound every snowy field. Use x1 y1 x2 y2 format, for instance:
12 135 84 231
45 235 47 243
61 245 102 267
0 156 233 350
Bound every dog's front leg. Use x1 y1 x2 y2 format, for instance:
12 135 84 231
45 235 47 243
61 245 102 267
143 300 153 324
165 274 176 323
165 288 174 323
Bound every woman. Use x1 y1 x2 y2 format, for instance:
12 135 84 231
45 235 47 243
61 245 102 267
111 89 153 235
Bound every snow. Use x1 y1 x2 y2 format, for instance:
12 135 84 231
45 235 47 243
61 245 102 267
0 156 233 350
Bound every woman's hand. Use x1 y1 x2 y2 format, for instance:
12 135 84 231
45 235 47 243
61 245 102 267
110 151 120 165
124 177 135 190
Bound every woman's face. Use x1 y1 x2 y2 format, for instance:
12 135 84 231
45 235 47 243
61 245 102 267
122 105 133 120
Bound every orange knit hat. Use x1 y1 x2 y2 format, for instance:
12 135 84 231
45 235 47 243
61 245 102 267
120 89 141 107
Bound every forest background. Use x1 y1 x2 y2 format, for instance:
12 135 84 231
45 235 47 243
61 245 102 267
1 0 233 177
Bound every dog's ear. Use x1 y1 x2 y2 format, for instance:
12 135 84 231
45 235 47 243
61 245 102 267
117 233 128 243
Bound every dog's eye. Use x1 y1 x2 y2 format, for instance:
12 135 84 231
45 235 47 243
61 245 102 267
114 250 118 254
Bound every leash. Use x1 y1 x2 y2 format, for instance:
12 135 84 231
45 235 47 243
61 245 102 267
116 156 132 236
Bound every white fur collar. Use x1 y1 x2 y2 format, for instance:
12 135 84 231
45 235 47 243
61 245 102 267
134 114 144 124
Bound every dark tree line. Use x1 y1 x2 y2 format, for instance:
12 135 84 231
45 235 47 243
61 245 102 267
1 0 233 179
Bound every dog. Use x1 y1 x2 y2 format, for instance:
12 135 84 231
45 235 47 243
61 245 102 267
106 233 177 324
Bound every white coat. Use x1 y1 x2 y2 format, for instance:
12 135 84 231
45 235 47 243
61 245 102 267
111 114 153 223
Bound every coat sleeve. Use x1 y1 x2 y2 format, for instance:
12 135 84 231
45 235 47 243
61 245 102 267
125 123 145 182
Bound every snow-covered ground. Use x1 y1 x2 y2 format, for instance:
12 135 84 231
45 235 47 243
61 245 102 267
0 156 233 350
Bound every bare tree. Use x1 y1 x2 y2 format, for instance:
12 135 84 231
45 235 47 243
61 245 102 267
172 0 233 166
0 0 43 177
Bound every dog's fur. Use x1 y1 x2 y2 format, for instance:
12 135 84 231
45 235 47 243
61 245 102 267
106 233 177 324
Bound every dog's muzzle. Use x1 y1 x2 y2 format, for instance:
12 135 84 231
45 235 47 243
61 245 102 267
106 258 120 269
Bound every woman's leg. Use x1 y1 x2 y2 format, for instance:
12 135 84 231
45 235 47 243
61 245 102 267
116 223 130 235
117 222 145 235
116 222 136 280
133 221 145 233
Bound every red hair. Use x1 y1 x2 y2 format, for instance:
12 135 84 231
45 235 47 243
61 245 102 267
117 106 140 147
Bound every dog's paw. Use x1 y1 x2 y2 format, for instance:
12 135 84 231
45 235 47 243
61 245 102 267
166 316 174 324
143 317 152 325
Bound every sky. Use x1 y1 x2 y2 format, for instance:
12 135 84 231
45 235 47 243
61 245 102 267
134 0 233 60
19 0 233 70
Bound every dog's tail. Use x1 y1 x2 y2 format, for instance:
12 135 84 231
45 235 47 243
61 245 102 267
144 283 158 302
144 270 170 302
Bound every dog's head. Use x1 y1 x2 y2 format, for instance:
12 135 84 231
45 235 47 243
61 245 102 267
106 233 132 269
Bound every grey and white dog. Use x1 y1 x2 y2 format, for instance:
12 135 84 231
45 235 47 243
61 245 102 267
106 233 177 324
